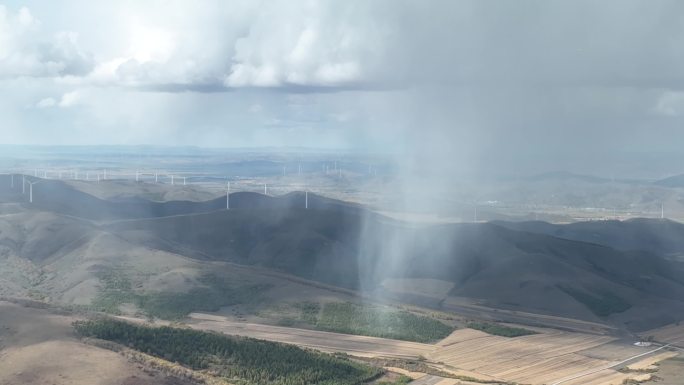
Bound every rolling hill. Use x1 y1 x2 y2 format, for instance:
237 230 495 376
0 175 350 221
107 207 684 331
495 218 684 256
2 174 684 332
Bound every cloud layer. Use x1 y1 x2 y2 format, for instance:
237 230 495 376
3 0 684 177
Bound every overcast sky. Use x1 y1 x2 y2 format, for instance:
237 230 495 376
2 0 684 176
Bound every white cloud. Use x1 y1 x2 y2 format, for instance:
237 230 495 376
224 3 381 88
34 90 82 109
0 2 392 92
35 97 56 108
129 25 175 63
58 90 81 107
16 6 35 26
0 5 93 78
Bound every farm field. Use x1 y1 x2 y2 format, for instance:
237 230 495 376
186 311 676 385
1 299 678 385
427 327 675 385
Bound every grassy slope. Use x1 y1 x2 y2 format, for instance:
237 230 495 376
90 269 269 320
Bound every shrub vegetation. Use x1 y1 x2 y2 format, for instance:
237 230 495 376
91 269 268 320
313 302 453 343
467 322 537 337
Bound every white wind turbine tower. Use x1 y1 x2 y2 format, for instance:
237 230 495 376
661 203 665 219
305 191 308 209
10 174 14 189
22 176 25 194
183 177 186 186
103 169 107 180
26 180 39 203
226 181 231 210
171 175 175 185
264 183 268 195
155 172 158 183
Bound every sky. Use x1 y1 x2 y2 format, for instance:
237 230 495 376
2 0 684 176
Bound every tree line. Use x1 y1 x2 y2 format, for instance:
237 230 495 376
74 318 381 385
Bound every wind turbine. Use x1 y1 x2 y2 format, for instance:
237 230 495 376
155 172 158 183
264 183 268 195
171 175 175 185
661 203 665 219
226 181 231 210
22 176 25 194
183 177 186 186
103 169 107 180
305 191 308 209
26 180 39 203
10 174 14 189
